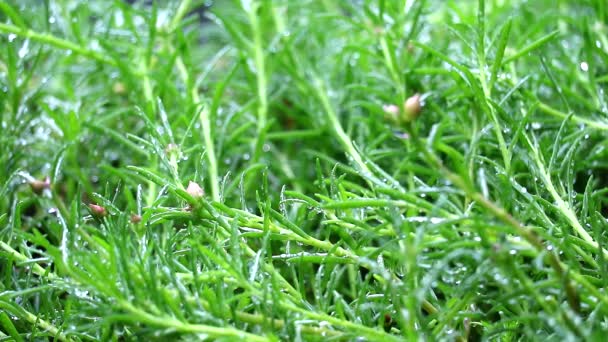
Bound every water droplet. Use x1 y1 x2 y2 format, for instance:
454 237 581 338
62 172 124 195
49 16 56 24
8 33 17 42
531 122 542 130
74 288 89 298
580 61 589 72
18 39 29 58
243 153 250 161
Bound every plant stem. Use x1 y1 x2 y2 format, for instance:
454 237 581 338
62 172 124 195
0 22 115 67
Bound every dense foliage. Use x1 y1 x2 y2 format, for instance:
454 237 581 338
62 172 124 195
1 0 608 340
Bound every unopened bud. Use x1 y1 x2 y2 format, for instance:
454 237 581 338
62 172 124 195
382 104 400 122
130 214 142 223
186 181 204 198
407 41 415 53
402 93 421 122
112 82 127 95
29 177 50 194
165 143 179 155
88 204 107 217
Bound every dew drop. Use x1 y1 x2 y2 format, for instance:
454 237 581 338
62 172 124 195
18 40 29 58
580 61 589 72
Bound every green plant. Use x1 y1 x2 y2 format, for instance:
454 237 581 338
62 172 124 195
1 0 608 340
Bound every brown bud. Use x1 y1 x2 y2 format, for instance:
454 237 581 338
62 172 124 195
29 177 50 194
402 93 421 122
186 181 204 198
130 214 142 223
88 204 107 217
407 41 415 53
383 313 394 332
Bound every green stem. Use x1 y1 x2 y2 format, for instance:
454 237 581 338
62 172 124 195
281 303 403 342
117 300 269 342
538 102 608 131
247 1 269 162
169 0 193 31
0 22 115 67
0 302 72 341
476 0 510 173
313 77 371 175
524 134 607 256
404 124 592 315
169 13 220 201
199 105 220 201
0 242 69 341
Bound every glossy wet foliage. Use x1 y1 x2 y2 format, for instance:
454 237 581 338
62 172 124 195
1 0 608 341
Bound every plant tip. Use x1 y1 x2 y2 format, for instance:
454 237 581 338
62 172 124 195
130 214 142 223
382 104 400 122
112 82 127 95
186 181 204 198
88 204 107 217
165 143 179 154
402 93 422 122
29 177 50 194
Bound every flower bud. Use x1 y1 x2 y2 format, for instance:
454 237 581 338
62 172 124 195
130 214 142 223
29 177 50 194
382 104 400 122
112 82 127 95
186 181 204 198
402 93 421 122
88 204 107 217
165 143 178 153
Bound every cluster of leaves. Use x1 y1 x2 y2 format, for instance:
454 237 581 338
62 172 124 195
1 0 608 340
